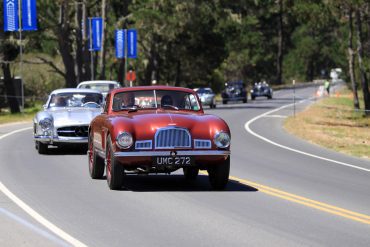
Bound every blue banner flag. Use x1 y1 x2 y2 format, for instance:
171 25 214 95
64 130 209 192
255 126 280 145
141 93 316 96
127 29 137 58
22 0 37 31
115 30 125 58
90 17 103 51
4 0 19 31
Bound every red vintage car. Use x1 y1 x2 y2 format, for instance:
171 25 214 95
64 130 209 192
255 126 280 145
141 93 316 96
88 86 231 190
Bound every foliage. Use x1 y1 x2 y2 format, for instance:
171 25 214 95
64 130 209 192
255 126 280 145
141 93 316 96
0 0 369 110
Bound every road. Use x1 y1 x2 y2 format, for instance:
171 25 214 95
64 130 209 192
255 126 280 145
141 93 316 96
0 85 369 246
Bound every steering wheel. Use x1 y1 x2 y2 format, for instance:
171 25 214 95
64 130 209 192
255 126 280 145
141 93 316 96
82 102 100 108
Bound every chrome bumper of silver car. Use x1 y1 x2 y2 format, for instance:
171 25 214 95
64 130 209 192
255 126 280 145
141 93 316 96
113 150 230 157
34 135 88 144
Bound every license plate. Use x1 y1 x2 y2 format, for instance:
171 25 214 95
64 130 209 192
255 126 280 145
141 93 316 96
153 156 194 166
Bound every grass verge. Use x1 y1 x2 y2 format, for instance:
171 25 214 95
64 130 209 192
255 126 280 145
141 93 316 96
0 105 41 125
284 88 370 159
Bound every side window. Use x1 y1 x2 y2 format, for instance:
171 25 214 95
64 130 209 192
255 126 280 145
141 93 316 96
103 95 110 113
183 94 199 110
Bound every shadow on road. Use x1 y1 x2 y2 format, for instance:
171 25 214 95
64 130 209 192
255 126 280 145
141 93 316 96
106 174 258 192
44 145 88 155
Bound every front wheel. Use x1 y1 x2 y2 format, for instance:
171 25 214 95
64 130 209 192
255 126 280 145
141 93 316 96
106 136 124 190
37 141 48 154
88 134 104 179
183 167 199 180
207 156 230 190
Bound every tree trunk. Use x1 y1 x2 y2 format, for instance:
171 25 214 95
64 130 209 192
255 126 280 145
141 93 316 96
347 8 360 109
355 9 370 116
99 0 107 79
276 0 283 85
1 63 20 113
75 1 84 84
117 59 125 86
175 60 181 87
58 1 77 87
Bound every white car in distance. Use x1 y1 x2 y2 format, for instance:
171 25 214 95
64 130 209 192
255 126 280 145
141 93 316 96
77 80 121 97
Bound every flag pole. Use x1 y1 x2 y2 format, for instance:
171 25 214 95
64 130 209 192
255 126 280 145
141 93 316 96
89 17 94 80
18 0 24 111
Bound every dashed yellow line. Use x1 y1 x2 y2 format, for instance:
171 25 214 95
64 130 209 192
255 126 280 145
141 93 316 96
201 171 370 225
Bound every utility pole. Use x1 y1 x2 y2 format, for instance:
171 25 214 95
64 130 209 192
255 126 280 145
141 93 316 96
99 0 106 78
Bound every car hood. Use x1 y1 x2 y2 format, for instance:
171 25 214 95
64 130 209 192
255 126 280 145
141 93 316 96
110 110 227 140
48 108 101 127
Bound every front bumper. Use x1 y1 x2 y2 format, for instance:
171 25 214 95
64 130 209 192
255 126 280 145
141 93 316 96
112 150 230 167
34 135 88 144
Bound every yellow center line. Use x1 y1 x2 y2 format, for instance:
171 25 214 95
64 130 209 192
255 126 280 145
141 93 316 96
200 171 370 225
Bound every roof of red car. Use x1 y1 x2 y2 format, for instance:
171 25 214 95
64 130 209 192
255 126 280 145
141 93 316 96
110 86 196 94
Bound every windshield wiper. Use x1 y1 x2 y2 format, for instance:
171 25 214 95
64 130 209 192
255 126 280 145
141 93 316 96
161 105 179 110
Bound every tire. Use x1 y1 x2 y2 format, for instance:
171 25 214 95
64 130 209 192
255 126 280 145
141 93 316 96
37 141 48 154
183 167 199 180
251 96 255 100
106 136 124 190
207 156 230 190
88 134 105 179
222 99 227 104
242 98 247 103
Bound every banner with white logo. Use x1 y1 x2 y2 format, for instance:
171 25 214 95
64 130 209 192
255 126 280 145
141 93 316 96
127 29 137 58
115 30 125 58
4 0 19 31
22 0 38 31
90 17 103 51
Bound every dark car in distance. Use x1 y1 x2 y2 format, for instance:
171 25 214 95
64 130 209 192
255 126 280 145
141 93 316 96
221 81 247 104
250 82 273 100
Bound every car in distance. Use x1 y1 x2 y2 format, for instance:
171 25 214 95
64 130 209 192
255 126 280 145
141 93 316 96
194 87 216 108
250 82 273 100
221 81 247 104
88 86 231 190
77 80 121 97
33 88 103 154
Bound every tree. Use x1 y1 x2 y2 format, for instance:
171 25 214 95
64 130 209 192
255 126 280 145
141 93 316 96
355 6 370 115
0 6 21 113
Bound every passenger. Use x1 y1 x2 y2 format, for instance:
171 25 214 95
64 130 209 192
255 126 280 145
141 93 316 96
161 95 173 106
53 96 67 107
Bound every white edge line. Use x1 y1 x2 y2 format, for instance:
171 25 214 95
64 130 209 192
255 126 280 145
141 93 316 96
0 208 69 247
244 99 370 173
0 127 87 247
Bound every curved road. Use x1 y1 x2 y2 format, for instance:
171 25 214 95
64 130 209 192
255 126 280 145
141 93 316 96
0 85 369 246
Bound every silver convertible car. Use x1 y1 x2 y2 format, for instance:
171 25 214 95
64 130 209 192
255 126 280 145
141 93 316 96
33 88 103 154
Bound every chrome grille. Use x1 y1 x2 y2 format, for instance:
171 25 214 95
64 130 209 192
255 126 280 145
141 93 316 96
57 126 88 137
135 140 152 150
155 127 191 149
194 139 211 149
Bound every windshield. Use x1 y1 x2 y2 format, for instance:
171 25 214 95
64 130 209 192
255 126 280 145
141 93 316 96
112 90 200 111
197 88 213 94
79 83 118 92
49 92 103 108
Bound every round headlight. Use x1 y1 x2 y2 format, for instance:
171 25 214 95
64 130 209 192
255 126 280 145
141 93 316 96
116 132 133 149
39 118 53 131
214 131 231 148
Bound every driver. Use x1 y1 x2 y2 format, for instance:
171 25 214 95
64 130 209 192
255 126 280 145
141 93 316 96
83 94 97 104
122 92 135 107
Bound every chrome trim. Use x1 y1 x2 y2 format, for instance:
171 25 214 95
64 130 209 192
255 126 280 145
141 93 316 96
153 90 158 108
154 127 191 149
194 139 212 149
114 150 230 157
34 135 88 143
135 140 153 150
